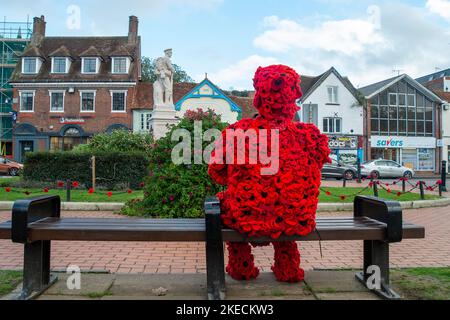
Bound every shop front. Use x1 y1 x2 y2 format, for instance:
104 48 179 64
328 135 364 166
371 136 437 172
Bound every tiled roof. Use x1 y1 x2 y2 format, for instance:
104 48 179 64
11 36 141 83
416 68 450 84
433 91 450 103
48 45 72 57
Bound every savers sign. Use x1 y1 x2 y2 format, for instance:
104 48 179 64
371 136 436 149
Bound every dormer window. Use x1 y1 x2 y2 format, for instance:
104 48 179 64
22 58 41 74
82 57 99 74
112 57 130 74
51 57 70 74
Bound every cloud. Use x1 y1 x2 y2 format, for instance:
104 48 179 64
254 7 385 56
426 0 450 20
252 3 450 87
204 55 280 90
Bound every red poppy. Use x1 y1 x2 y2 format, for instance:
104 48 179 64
326 191 332 196
57 181 64 188
43 188 49 193
387 189 392 194
127 189 133 194
340 195 347 201
107 192 113 198
88 188 95 194
139 182 145 188
72 181 79 188
397 192 402 197
5 187 11 193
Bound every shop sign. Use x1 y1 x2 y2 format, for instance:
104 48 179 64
371 136 436 149
328 136 358 150
60 117 85 125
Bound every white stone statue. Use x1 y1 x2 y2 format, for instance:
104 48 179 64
153 48 175 107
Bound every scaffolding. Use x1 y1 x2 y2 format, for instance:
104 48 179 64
0 17 32 157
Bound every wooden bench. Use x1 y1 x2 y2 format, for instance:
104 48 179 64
0 195 425 300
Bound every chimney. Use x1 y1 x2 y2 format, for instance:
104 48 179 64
128 16 139 44
31 15 46 46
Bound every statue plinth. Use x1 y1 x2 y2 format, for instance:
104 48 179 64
150 103 180 140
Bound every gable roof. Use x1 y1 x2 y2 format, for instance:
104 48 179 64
48 45 72 58
359 74 444 103
11 36 141 83
416 68 450 85
175 78 242 113
300 67 360 102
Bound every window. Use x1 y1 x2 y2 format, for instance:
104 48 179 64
19 91 34 112
112 57 128 74
22 58 37 74
50 91 65 112
140 113 152 131
82 58 98 73
327 86 339 104
323 117 342 133
111 91 127 112
389 93 397 106
52 58 68 73
80 91 96 112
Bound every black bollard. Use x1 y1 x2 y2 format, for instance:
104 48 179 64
343 177 347 188
373 181 379 197
66 179 71 202
402 179 406 193
442 161 447 192
419 181 425 200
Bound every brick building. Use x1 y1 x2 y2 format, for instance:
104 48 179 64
10 15 141 162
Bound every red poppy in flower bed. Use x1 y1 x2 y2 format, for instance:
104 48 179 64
43 188 49 193
5 187 11 193
387 189 392 194
326 191 332 196
127 189 133 194
57 181 64 188
208 65 330 283
340 195 347 201
107 192 113 198
72 181 79 188
88 188 95 194
397 192 402 197
139 182 145 188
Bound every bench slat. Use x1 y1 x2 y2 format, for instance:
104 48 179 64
0 216 424 242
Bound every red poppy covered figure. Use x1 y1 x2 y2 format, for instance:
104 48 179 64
208 65 330 282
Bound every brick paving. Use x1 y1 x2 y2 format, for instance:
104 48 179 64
0 207 449 274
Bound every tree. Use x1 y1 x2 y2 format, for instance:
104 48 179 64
141 56 194 83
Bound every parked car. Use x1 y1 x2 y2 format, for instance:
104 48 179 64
360 160 414 179
0 157 23 176
321 159 358 180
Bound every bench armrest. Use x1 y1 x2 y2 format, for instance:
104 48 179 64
354 196 403 243
12 196 61 244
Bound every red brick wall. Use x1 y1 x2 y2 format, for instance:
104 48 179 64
12 86 135 134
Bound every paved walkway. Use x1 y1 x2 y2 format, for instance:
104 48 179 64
0 207 449 274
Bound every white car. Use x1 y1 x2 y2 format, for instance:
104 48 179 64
360 160 415 179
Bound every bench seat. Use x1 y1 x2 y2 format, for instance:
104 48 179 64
0 217 424 243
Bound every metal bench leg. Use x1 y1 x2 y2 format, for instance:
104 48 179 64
205 203 226 300
20 240 57 300
356 240 400 300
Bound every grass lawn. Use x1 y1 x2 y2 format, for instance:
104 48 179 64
318 187 439 203
0 189 144 203
0 186 439 203
0 270 22 297
392 268 450 300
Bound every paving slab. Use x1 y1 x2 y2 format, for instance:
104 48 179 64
305 270 368 293
33 271 380 300
316 292 380 300
44 273 115 297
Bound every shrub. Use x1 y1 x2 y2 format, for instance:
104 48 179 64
72 130 153 154
122 109 228 218
23 151 149 190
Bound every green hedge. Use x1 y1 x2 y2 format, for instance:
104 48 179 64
23 151 149 189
